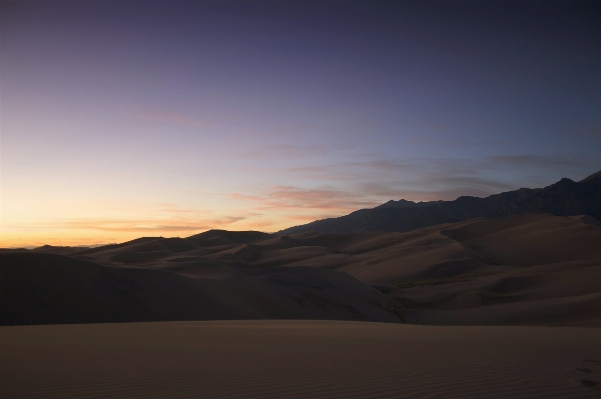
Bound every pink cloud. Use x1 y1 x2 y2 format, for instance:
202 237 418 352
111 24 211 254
133 109 215 128
231 185 380 214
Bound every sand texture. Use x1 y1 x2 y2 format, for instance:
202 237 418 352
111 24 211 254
2 213 600 326
1 320 600 398
0 253 403 325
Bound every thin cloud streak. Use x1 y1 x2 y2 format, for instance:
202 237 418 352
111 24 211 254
133 109 215 129
27 216 247 234
239 142 356 161
486 155 586 168
229 155 564 224
279 155 595 183
231 186 380 213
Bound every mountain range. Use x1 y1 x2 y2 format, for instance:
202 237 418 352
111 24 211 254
278 170 601 235
2 170 601 327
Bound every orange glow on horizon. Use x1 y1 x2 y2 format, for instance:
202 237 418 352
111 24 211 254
0 212 342 248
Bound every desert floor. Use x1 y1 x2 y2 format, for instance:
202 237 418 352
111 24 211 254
2 320 600 398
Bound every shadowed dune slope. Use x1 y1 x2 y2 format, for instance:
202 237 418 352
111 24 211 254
0 252 403 326
2 321 600 399
3 213 600 326
187 229 272 246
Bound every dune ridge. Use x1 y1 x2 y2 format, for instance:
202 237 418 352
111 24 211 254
2 213 600 326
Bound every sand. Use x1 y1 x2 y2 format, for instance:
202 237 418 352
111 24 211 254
3 213 601 326
0 253 404 325
1 320 600 398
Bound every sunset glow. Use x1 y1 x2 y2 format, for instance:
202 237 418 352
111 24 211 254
2 1 600 247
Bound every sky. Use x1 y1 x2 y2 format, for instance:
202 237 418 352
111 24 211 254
1 1 600 247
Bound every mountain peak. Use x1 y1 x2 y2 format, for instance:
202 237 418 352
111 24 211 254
375 199 441 210
278 171 601 235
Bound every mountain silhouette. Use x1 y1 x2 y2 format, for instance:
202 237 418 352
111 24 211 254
278 170 601 235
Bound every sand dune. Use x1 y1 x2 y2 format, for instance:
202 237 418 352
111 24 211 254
251 245 336 267
0 252 403 326
188 229 272 246
3 213 600 326
2 214 600 399
1 320 600 398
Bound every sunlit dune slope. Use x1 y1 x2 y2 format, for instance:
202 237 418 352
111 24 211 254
3 213 600 326
87 213 601 326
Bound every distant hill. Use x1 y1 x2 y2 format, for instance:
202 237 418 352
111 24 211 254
278 170 601 235
2 170 600 327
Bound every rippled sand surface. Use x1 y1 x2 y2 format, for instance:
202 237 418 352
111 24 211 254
2 320 600 398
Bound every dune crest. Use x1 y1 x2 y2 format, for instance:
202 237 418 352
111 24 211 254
2 213 600 326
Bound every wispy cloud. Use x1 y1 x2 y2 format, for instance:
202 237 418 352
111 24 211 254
402 135 510 148
356 176 516 201
582 123 601 139
36 216 246 233
239 142 356 161
486 155 585 168
133 109 215 129
231 154 574 225
415 118 449 131
558 121 601 140
229 173 521 227
231 185 380 213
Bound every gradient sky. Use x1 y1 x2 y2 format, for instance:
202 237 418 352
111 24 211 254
2 1 601 247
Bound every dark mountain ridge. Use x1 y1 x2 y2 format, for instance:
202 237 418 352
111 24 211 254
278 171 601 235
